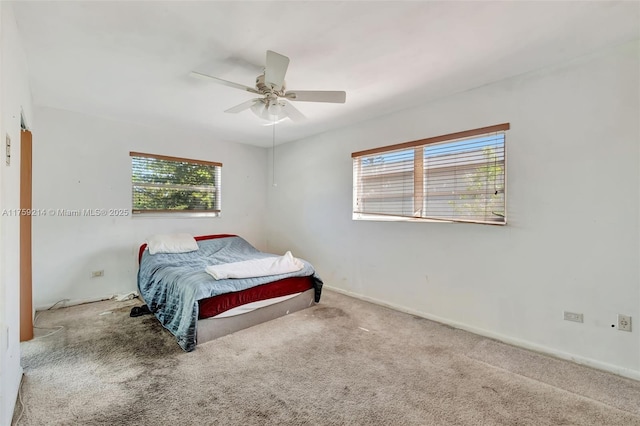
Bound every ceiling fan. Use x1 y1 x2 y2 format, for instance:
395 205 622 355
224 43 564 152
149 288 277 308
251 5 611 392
190 50 346 122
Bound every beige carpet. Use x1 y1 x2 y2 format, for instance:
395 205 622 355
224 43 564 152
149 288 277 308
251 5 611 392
13 290 640 425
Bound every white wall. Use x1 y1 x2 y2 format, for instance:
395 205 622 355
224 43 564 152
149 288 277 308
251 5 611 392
266 41 640 378
0 3 34 425
32 107 268 308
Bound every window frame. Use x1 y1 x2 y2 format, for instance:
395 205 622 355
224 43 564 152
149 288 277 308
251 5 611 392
352 123 509 225
130 151 222 217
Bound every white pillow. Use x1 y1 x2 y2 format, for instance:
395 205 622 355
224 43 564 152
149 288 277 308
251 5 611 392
146 233 199 255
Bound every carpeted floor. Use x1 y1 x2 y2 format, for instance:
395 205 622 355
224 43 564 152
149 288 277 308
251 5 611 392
13 290 640 425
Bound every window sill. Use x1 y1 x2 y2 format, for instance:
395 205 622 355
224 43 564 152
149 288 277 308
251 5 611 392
132 212 221 219
353 213 506 225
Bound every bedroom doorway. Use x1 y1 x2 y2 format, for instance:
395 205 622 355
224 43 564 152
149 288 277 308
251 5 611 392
20 127 33 341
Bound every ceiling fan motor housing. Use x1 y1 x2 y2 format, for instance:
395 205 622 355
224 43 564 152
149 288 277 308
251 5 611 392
255 74 286 96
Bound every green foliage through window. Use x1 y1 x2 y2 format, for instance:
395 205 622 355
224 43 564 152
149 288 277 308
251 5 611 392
131 152 222 214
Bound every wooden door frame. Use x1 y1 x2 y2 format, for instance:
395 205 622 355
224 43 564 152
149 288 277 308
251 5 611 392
20 129 33 341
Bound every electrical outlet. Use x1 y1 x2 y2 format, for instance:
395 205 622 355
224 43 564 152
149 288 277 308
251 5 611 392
618 314 632 332
5 134 10 166
563 311 583 323
91 270 104 278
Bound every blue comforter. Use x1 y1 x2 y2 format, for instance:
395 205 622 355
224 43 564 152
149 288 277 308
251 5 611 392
137 236 323 351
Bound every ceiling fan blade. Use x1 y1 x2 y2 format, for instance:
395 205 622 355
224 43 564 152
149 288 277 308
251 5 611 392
224 98 262 113
190 71 260 94
284 90 346 103
280 100 305 122
264 50 289 90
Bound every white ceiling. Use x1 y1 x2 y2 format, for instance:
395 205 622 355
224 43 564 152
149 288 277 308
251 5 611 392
11 1 640 147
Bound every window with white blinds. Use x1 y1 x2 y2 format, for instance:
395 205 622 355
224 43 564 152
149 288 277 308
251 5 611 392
352 123 508 225
130 152 222 215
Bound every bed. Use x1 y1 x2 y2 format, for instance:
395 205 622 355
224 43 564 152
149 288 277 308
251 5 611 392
136 234 323 351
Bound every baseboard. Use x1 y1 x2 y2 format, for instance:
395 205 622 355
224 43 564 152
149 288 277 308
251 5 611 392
324 285 640 381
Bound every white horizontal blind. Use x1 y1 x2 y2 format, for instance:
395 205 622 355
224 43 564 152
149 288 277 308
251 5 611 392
130 152 222 214
423 133 505 223
354 148 415 217
352 124 508 224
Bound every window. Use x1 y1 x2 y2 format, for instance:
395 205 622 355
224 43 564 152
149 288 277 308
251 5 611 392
130 152 222 215
352 123 508 225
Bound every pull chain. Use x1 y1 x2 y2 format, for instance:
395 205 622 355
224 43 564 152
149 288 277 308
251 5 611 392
272 118 277 187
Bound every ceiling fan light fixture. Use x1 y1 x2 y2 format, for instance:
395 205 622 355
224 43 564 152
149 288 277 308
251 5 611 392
268 102 282 116
251 100 287 122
